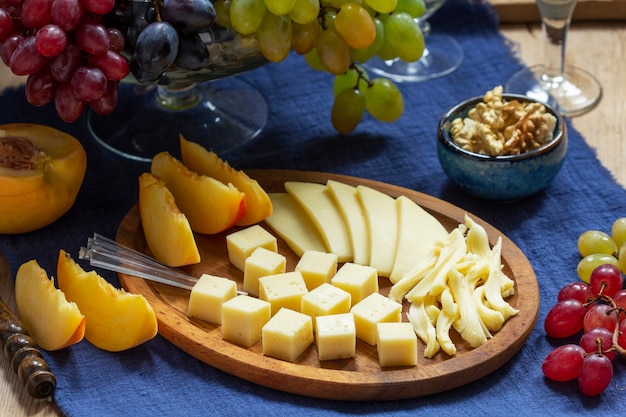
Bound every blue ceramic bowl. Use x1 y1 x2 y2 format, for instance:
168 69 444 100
437 94 567 201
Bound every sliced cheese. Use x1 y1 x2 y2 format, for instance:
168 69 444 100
264 193 327 257
390 196 449 284
356 185 398 277
326 180 370 266
284 181 353 262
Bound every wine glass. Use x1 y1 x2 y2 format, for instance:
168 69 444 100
504 0 602 117
87 1 269 162
365 0 463 83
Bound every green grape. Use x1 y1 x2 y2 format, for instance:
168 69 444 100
213 0 232 27
292 20 320 55
350 16 384 63
304 48 325 71
288 0 320 24
393 0 425 18
230 0 267 35
619 243 626 274
331 88 366 134
322 9 337 31
334 3 376 49
333 65 369 97
577 253 620 283
577 230 617 257
384 11 424 62
315 29 351 75
264 0 296 15
364 77 404 122
364 0 397 13
257 13 292 62
330 0 362 7
611 217 626 249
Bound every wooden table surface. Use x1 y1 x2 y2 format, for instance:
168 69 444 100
1 8 625 417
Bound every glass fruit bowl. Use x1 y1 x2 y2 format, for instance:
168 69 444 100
87 0 269 162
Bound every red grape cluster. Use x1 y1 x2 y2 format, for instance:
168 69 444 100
542 263 626 396
0 0 129 122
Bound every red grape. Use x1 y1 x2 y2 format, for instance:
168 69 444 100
88 49 130 80
611 289 626 312
20 0 52 28
0 33 21 65
578 353 613 396
106 27 124 52
75 21 109 54
579 327 616 360
80 0 113 15
618 320 626 350
50 0 83 32
70 66 107 101
9 35 47 75
589 264 624 297
558 281 594 305
542 344 585 381
583 303 618 333
544 299 586 338
89 79 118 115
25 67 58 105
49 41 81 82
35 23 67 56
54 81 85 122
0 8 14 40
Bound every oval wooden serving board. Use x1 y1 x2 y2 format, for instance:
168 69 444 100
117 169 539 401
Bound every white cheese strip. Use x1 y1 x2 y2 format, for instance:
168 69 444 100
326 180 370 266
285 181 353 262
356 185 398 277
264 193 327 257
390 196 449 284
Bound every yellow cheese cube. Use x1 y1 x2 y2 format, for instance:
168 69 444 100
376 322 418 367
351 293 402 345
315 313 356 361
259 271 308 315
187 274 238 324
301 283 351 331
243 247 286 296
226 225 277 271
221 295 271 347
295 250 338 290
330 262 378 306
262 308 313 362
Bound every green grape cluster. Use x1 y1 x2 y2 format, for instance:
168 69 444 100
213 0 426 133
576 218 626 283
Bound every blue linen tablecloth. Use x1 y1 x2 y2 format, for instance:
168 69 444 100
1 0 625 415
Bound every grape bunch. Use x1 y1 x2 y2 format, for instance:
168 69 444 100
219 0 427 133
542 217 626 396
0 0 130 122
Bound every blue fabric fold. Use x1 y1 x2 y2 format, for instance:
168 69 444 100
1 0 625 415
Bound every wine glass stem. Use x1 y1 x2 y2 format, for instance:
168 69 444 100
537 0 577 82
156 84 201 110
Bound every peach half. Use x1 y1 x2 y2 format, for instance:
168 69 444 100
179 135 272 226
57 250 158 352
151 151 246 234
14 260 85 351
139 172 200 267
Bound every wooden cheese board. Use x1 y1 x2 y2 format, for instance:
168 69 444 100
116 169 539 401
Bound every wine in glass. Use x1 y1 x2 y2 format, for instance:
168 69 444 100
504 0 602 117
365 0 463 83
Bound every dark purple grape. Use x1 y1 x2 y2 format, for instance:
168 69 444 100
161 0 215 33
131 21 179 83
173 32 209 71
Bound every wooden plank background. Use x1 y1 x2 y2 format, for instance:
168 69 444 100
491 0 626 22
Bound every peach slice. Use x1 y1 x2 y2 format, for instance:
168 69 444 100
179 135 272 226
14 260 85 351
138 172 200 267
56 250 158 352
151 151 246 234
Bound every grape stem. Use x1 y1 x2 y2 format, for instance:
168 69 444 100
349 63 374 89
588 293 626 357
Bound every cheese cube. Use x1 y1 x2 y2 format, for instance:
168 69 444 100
221 295 271 347
262 308 313 362
350 293 402 345
330 262 378 306
315 313 356 361
376 322 418 367
295 250 338 290
259 271 308 315
187 274 238 324
301 283 351 331
226 225 277 271
243 247 286 296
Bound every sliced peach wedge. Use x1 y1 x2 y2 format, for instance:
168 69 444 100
138 172 200 267
14 260 85 351
57 250 158 352
179 135 272 226
151 151 246 234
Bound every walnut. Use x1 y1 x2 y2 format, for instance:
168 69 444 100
450 86 557 156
